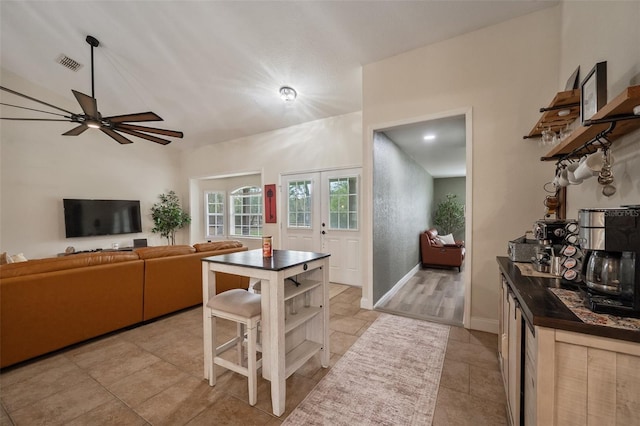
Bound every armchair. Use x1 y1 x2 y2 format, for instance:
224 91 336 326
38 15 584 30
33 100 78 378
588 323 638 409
420 228 465 272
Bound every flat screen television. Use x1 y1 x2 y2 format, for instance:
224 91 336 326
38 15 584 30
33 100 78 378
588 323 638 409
63 199 142 238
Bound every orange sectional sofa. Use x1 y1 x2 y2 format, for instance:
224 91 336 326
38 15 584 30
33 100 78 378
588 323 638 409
0 241 248 368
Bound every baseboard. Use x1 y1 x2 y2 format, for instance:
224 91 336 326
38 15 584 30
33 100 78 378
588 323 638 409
373 263 421 309
360 297 372 310
469 316 499 334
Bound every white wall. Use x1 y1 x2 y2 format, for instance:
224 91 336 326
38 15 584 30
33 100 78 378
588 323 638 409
0 69 183 258
558 1 640 216
362 6 562 331
181 111 363 248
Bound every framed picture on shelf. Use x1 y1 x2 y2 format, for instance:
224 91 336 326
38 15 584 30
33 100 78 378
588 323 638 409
565 66 580 91
580 61 607 124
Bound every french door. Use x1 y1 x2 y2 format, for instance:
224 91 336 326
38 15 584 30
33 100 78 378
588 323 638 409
281 168 362 286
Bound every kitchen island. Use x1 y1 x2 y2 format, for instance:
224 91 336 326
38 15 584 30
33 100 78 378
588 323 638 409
202 249 330 417
497 256 640 426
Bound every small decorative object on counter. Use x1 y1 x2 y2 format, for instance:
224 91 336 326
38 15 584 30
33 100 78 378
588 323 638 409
262 236 273 258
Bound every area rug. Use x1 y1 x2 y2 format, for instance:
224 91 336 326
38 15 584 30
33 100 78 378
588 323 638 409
283 313 450 426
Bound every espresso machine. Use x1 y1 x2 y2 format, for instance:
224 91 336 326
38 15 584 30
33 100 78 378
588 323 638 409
578 206 640 318
531 219 577 273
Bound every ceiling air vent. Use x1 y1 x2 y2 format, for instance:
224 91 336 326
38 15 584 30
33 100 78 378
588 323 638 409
55 54 83 72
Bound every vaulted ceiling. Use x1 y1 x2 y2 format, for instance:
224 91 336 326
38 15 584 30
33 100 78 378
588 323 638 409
0 1 556 150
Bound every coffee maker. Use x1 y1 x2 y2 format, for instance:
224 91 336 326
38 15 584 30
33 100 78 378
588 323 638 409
579 206 640 318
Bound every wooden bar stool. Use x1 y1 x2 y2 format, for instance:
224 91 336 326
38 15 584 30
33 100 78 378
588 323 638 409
206 289 262 405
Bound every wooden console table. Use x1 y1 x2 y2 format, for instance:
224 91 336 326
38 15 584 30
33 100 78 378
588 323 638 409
201 249 330 416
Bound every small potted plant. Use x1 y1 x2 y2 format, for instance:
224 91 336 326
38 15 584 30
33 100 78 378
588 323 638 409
151 190 191 245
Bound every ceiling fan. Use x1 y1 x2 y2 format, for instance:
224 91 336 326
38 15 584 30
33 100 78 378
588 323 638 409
0 35 183 145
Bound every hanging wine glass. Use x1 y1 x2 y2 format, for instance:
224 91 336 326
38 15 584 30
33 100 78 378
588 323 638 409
559 123 571 142
542 127 556 146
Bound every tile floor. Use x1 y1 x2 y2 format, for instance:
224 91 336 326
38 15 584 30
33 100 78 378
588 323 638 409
0 286 507 425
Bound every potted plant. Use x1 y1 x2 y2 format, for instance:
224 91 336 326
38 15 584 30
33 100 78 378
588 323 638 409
433 193 465 236
151 190 191 245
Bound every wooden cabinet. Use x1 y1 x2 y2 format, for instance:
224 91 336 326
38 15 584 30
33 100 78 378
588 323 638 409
523 326 537 426
499 277 523 426
499 273 640 425
528 328 640 426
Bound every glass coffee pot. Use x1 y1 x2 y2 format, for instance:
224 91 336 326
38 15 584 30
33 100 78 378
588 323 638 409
585 251 622 295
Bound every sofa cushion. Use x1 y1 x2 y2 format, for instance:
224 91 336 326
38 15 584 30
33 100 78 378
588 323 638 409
0 251 140 279
193 240 243 252
438 233 456 245
135 245 195 259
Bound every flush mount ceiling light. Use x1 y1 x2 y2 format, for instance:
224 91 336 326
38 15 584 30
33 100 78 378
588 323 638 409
279 86 297 102
423 134 436 141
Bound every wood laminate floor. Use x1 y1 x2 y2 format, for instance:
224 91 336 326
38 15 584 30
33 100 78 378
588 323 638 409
376 266 465 327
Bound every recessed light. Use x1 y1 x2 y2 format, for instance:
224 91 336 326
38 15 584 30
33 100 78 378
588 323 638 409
279 86 297 102
557 109 571 117
423 134 436 141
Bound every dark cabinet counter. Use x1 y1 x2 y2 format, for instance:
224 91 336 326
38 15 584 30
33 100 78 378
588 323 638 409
497 256 639 343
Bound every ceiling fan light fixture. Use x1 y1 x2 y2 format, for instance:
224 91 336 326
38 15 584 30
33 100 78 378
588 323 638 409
86 119 101 129
279 86 297 102
1 34 182 146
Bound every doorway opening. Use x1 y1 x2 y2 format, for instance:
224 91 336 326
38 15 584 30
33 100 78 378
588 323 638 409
370 111 472 327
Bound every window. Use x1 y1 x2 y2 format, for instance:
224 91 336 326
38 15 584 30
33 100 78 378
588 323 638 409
205 191 225 238
288 180 312 228
230 186 262 237
328 176 358 230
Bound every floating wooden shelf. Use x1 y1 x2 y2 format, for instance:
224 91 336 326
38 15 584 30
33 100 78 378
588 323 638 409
540 85 640 161
524 89 580 139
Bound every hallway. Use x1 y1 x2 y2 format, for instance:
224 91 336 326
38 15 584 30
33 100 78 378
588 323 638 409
376 267 465 327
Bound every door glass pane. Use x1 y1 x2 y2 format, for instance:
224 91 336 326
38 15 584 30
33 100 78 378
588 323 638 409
328 176 358 230
288 180 312 228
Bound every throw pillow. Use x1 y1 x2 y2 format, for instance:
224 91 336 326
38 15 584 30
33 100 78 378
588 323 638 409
0 252 7 265
439 233 456 245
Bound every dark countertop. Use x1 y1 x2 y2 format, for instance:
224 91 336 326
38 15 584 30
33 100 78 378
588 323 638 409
497 256 640 343
202 249 330 271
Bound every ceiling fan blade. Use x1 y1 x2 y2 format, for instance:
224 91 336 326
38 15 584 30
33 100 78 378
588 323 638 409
100 128 134 144
62 124 88 136
103 111 162 123
72 90 98 118
0 117 73 121
116 127 172 145
116 123 183 138
1 85 75 115
1 102 72 118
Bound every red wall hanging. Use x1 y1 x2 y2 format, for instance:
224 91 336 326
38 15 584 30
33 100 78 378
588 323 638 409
264 184 277 223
